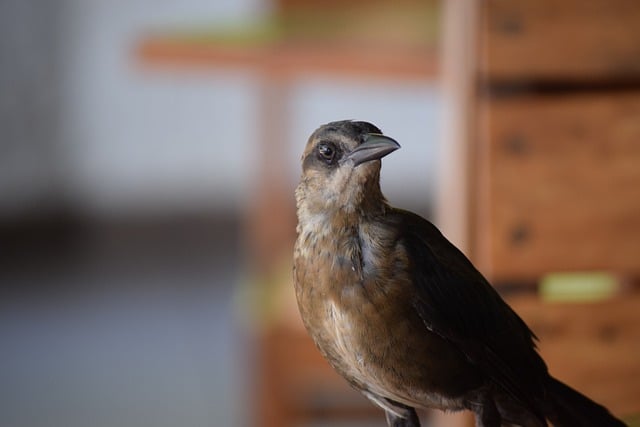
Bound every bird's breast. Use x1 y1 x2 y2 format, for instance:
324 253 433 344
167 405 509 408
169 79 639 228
293 225 414 395
294 229 377 372
294 220 481 409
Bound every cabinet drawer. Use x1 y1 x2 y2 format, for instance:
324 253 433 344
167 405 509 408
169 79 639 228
509 294 640 417
477 93 640 280
482 0 640 81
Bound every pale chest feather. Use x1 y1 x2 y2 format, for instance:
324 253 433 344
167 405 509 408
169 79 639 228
296 271 390 394
293 220 395 391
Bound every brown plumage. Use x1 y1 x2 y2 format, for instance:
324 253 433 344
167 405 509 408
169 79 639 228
293 120 626 427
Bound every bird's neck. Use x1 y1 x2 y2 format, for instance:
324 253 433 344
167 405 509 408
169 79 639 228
295 181 388 236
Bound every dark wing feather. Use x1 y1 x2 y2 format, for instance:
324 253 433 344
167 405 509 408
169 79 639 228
386 208 548 420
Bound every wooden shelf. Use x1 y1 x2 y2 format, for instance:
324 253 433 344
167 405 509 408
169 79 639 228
136 37 437 81
509 293 640 417
481 0 640 83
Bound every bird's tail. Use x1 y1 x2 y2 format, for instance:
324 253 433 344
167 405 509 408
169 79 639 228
545 376 627 427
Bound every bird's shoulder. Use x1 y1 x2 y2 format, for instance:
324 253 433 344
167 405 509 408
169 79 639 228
380 206 539 352
378 207 549 417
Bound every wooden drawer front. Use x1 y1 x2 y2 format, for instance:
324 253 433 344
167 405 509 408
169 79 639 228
479 93 640 280
509 295 640 417
482 0 640 81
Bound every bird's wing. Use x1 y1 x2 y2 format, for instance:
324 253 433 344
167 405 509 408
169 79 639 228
387 208 548 418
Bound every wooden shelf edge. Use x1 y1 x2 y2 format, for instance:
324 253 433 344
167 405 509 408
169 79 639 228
135 37 439 81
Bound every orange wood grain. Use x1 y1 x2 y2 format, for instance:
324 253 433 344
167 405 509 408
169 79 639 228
481 0 640 81
477 92 640 281
509 294 640 417
136 38 437 82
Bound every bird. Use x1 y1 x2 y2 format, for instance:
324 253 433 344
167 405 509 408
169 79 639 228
292 120 627 427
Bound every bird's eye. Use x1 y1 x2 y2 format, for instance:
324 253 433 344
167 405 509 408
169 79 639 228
317 142 337 164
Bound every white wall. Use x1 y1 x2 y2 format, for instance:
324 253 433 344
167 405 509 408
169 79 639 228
0 0 439 215
58 0 264 216
5 0 441 217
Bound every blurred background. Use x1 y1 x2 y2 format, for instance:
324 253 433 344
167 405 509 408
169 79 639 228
1 0 639 426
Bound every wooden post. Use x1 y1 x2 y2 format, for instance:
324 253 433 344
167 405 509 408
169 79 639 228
437 0 480 262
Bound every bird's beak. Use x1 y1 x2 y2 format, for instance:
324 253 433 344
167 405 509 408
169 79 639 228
346 133 401 167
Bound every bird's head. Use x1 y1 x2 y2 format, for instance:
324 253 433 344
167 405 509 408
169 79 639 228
295 120 400 220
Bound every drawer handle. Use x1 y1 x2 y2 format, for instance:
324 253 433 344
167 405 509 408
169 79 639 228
504 135 529 155
598 324 619 343
510 224 530 246
495 14 524 35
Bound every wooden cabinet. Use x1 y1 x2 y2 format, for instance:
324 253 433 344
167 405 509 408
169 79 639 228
481 0 640 82
509 294 640 417
477 93 640 281
441 0 640 421
443 0 640 284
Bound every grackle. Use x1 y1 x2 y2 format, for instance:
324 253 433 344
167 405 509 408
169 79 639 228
293 120 626 427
